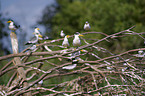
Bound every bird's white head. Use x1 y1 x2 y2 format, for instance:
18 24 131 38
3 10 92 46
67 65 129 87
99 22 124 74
34 27 40 31
60 30 65 37
7 20 14 25
85 21 89 24
33 27 40 34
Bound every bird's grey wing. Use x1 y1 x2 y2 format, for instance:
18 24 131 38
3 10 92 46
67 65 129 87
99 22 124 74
25 36 38 45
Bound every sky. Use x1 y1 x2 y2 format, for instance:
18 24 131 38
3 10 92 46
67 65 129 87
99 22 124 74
1 0 56 36
1 0 56 52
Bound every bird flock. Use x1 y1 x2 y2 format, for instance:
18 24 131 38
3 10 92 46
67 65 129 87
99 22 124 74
61 21 90 49
7 20 91 70
60 21 90 69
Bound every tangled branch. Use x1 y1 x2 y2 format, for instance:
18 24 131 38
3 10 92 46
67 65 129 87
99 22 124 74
0 26 145 96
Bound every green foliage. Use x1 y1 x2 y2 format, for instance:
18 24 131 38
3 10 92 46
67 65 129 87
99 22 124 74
39 0 145 52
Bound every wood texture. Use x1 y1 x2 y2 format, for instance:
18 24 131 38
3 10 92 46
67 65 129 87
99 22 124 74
10 32 32 96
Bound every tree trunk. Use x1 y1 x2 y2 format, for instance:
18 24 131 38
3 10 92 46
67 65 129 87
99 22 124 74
10 32 32 96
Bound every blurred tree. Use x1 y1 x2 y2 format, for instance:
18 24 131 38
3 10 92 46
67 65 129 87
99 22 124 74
38 3 59 38
39 0 145 52
0 14 10 55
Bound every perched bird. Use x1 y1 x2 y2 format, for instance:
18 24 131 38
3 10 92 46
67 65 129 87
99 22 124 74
69 51 81 60
38 80 43 85
133 50 145 58
33 27 42 39
62 64 77 70
35 80 43 87
33 27 51 40
84 21 90 31
67 50 82 62
29 45 37 51
7 20 20 31
25 32 43 45
60 30 65 37
138 50 144 55
73 32 83 47
62 35 70 48
33 27 41 34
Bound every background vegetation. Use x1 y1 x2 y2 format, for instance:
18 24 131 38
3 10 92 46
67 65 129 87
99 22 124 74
39 0 145 51
0 0 145 95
